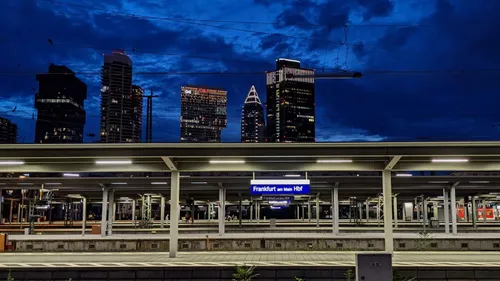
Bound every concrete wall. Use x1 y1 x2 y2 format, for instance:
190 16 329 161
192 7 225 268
1 267 499 281
10 238 500 252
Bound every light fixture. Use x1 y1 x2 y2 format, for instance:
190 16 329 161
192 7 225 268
209 160 245 164
470 181 490 184
45 183 61 185
0 161 24 165
317 159 353 163
428 181 449 184
191 181 207 185
111 182 127 185
18 183 33 185
151 182 168 185
284 174 301 178
180 175 191 178
431 159 468 163
95 160 132 165
395 173 412 177
63 173 80 177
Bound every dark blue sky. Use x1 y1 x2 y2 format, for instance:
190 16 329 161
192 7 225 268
1 0 500 143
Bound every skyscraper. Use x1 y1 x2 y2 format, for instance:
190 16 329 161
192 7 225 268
0 117 17 143
265 58 315 142
241 85 265 143
35 64 87 143
100 50 142 143
180 86 227 142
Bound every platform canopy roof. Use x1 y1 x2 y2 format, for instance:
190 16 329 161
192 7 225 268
1 142 500 201
0 141 500 173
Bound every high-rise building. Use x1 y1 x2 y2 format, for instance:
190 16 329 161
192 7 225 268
265 58 315 142
0 117 17 143
180 86 227 142
100 50 142 143
35 64 87 143
241 85 265 143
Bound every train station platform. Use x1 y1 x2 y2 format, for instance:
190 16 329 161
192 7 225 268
7 232 500 252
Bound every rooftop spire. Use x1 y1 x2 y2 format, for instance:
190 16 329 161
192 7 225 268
244 85 262 105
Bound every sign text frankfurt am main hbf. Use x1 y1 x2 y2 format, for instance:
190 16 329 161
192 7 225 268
250 180 311 195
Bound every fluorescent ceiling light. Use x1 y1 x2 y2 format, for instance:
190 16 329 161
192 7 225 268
191 181 207 185
18 183 33 185
395 173 412 177
95 160 132 165
63 173 80 177
151 182 168 185
284 174 301 178
317 159 353 163
111 182 127 185
470 181 490 184
431 159 468 163
45 183 61 185
0 161 24 165
209 160 245 164
429 181 449 184
180 175 191 178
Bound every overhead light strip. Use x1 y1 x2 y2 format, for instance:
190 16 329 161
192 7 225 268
95 160 132 165
317 159 353 163
209 160 245 164
431 159 468 163
0 161 25 165
63 173 80 177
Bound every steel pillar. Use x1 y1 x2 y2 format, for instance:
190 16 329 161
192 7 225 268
169 171 180 258
315 196 320 227
161 196 166 228
332 187 339 235
451 186 458 235
218 187 226 235
101 188 108 237
443 188 450 234
482 200 487 223
382 170 393 253
82 197 87 236
108 189 114 236
393 195 398 228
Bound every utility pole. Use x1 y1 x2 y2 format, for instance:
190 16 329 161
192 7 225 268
143 91 159 143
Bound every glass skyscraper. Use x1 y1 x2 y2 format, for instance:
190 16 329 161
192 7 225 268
265 58 315 142
100 50 142 143
180 86 227 142
241 85 265 143
35 64 87 143
0 117 17 144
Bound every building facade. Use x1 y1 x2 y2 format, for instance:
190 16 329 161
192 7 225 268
100 50 142 143
180 86 227 142
241 85 265 143
266 58 315 142
0 117 17 143
35 64 87 143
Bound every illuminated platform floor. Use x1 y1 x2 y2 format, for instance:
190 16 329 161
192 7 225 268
1 251 500 268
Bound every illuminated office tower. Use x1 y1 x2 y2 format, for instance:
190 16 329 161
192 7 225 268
266 58 315 142
0 117 17 143
241 85 265 142
180 86 227 142
100 50 142 142
35 64 87 143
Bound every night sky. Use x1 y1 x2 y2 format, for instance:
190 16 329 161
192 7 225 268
1 0 499 143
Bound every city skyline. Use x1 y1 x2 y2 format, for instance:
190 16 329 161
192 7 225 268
1 0 500 143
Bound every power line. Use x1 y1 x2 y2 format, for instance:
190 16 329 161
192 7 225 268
1 68 500 77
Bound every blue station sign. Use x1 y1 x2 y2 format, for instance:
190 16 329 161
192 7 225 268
250 180 310 195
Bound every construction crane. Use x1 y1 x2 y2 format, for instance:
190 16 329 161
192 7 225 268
143 91 159 143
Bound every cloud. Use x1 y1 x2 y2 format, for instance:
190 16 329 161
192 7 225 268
2 0 500 144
